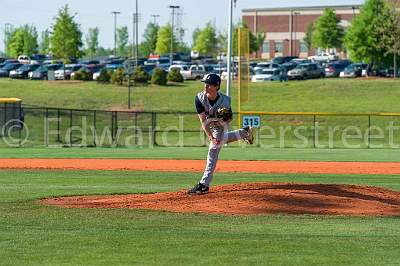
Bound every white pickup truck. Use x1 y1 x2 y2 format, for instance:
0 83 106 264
308 52 338 62
169 64 207 80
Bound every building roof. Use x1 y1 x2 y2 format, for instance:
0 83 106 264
242 4 362 13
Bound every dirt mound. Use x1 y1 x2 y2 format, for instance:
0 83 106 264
41 183 400 216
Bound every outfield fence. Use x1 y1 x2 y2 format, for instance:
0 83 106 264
1 106 400 148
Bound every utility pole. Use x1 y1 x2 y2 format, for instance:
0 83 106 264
168 5 180 65
132 13 136 59
294 12 300 57
227 0 235 97
111 11 121 57
135 0 139 66
151 15 160 24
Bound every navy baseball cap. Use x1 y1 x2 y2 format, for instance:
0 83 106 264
201 73 221 87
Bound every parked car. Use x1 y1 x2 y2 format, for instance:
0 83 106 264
30 54 47 64
0 63 23 77
308 52 338 62
29 64 63 80
325 61 351 77
169 65 191 79
9 64 40 79
124 58 146 69
251 68 284 82
339 63 369 78
71 65 102 80
253 62 281 71
54 64 82 80
104 62 124 70
79 59 100 65
17 55 31 64
287 63 325 80
144 57 170 66
272 56 298 65
0 59 19 68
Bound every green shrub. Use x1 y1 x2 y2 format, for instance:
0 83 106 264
72 70 90 81
167 68 184 82
132 66 149 83
151 68 167 85
111 68 125 86
97 68 111 83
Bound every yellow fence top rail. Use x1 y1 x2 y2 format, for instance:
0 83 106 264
240 111 400 117
0 98 22 103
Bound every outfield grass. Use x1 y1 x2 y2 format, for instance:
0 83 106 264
0 147 400 162
1 170 400 265
1 78 400 112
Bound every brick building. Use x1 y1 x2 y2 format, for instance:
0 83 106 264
242 5 362 59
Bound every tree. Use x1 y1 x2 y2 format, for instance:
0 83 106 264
312 8 344 50
216 31 227 54
377 0 400 77
192 27 201 47
39 29 50 54
116 26 129 56
193 22 217 56
7 25 38 58
50 5 83 61
155 24 177 55
140 22 159 57
345 0 388 67
85 27 99 58
232 23 264 56
303 23 314 52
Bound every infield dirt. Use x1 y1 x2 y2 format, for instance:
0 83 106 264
3 158 400 216
42 183 400 216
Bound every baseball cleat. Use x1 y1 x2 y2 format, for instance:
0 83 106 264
243 126 254 144
187 183 209 195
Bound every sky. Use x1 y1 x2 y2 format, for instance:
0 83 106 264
0 0 364 52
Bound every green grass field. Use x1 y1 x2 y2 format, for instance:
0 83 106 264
1 147 400 162
1 169 400 265
1 78 400 264
1 78 400 112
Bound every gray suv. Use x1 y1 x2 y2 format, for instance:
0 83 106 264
287 63 325 80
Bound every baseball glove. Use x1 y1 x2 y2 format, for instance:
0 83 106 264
216 107 233 122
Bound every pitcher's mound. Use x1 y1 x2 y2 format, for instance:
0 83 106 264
41 183 400 216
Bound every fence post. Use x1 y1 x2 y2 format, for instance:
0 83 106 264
134 112 138 145
93 110 97 147
45 108 49 147
152 112 157 146
57 109 61 143
69 109 73 146
18 106 22 147
368 115 371 148
313 115 316 148
115 111 118 146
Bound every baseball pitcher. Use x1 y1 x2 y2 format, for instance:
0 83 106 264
188 73 253 195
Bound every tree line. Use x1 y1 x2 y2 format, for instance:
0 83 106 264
3 0 399 72
2 5 264 61
304 0 400 71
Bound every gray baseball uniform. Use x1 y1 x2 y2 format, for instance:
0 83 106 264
195 91 249 186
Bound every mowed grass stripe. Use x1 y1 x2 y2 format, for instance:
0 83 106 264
0 170 400 265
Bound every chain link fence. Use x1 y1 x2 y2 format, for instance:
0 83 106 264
1 106 400 148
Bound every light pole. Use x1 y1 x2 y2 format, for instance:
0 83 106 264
226 0 236 97
135 0 139 66
168 5 180 65
111 11 121 56
151 15 160 24
294 12 300 57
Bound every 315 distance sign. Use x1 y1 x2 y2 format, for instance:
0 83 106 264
242 116 261 128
